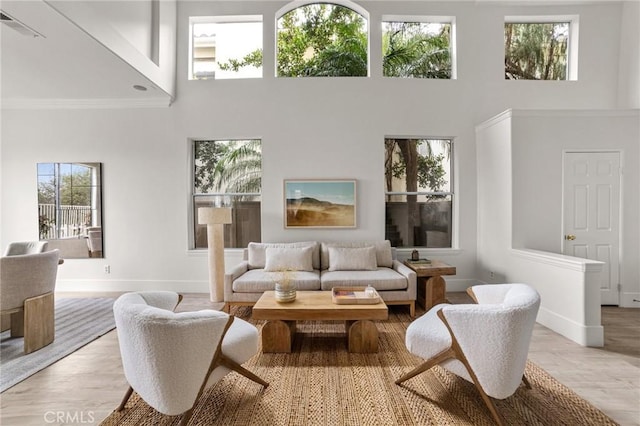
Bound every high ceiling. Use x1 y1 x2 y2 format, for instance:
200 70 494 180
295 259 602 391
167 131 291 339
0 1 171 108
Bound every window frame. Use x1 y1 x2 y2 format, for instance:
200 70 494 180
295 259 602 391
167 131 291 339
381 15 457 80
188 138 262 251
188 15 263 81
384 137 456 250
504 15 579 81
274 0 371 78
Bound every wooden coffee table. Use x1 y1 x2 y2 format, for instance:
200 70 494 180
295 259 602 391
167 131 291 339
252 291 388 353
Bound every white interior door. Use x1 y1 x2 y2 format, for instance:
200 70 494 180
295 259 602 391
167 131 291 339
563 151 621 305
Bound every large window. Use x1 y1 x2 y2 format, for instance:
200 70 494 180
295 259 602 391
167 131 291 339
505 18 576 80
384 138 453 248
276 3 368 77
192 139 261 249
189 16 262 80
382 18 453 79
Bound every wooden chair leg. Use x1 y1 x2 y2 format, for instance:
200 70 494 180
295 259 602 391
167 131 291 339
24 292 55 354
473 384 507 426
10 310 24 337
1 313 11 332
522 373 532 389
117 386 134 411
180 408 194 426
220 354 269 388
396 347 455 385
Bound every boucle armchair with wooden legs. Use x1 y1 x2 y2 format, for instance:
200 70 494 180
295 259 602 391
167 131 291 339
113 291 268 425
396 283 541 426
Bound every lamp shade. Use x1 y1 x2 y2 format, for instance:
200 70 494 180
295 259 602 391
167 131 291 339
198 207 232 225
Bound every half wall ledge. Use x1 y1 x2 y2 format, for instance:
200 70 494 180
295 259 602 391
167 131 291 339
510 248 604 347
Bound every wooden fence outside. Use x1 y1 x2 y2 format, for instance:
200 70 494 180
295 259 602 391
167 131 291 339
39 204 92 239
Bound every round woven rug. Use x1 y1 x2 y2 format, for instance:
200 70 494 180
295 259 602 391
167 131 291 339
100 307 616 426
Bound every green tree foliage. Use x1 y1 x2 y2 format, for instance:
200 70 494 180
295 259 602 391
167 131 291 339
383 22 451 78
385 139 448 195
218 4 453 79
505 22 569 80
37 167 92 206
277 3 367 77
195 140 262 195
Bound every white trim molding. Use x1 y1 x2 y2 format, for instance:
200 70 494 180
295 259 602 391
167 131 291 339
1 98 172 110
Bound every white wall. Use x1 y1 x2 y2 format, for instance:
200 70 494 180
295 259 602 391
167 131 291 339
618 1 640 108
476 109 639 345
1 1 636 296
509 110 640 306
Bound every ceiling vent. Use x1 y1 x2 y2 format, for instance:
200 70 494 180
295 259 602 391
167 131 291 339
0 11 44 38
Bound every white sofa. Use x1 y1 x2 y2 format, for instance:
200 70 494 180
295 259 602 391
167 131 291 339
224 240 416 316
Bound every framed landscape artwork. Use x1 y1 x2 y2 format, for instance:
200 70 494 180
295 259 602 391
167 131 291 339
284 179 356 228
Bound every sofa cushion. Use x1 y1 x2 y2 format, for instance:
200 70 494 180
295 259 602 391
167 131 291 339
247 241 319 270
264 246 314 272
327 246 377 271
232 269 321 293
321 241 393 270
320 268 408 291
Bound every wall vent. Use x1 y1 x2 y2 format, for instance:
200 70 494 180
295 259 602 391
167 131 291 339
0 11 44 38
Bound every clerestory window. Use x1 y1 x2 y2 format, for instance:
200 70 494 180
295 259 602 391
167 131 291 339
382 17 454 79
276 2 369 77
504 17 578 80
189 16 263 80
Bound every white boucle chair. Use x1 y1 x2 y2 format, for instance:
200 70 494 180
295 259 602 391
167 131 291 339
396 283 541 426
113 291 268 425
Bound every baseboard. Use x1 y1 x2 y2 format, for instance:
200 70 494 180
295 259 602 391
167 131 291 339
536 306 604 347
445 278 482 292
620 292 640 308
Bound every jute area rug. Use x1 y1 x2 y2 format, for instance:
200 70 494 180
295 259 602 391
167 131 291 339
101 306 616 426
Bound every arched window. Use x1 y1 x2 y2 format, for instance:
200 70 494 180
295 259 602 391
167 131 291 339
276 1 369 77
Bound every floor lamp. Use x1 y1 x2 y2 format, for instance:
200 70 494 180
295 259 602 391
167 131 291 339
198 207 232 302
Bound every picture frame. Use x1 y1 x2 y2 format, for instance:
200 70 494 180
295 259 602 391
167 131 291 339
284 179 356 228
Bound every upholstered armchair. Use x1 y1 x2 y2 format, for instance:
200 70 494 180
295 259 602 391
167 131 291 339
0 249 60 353
113 291 268 425
396 283 541 426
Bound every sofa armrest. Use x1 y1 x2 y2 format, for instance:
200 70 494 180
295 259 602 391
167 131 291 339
392 260 417 299
224 260 249 301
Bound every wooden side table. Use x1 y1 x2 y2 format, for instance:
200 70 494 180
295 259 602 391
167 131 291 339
404 260 456 310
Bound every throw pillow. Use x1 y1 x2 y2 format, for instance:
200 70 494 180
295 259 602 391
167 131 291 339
328 246 377 271
264 246 314 272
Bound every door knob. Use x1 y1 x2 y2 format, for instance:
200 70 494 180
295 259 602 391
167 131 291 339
565 234 576 241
